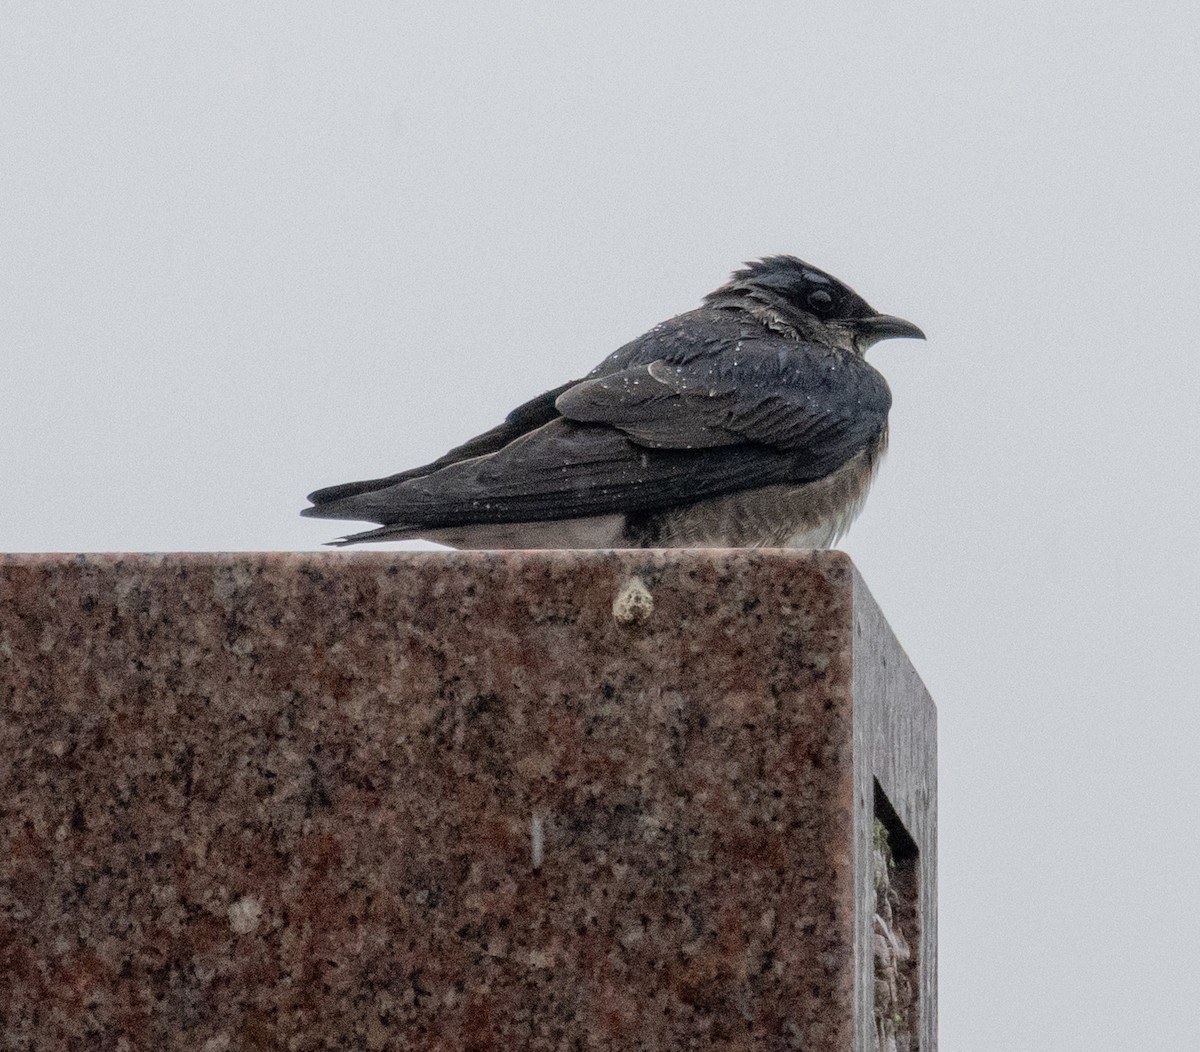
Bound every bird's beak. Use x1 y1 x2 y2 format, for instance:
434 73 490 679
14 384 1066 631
857 314 926 342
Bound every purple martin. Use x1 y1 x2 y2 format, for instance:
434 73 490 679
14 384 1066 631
302 256 924 548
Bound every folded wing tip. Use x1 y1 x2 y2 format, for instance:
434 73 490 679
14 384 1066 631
300 502 344 520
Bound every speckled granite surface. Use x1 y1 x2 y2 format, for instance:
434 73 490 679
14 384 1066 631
0 551 935 1051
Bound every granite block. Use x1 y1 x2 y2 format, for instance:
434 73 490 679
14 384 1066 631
0 550 936 1051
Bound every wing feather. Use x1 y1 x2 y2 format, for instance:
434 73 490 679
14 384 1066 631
305 378 578 505
311 421 797 527
556 339 890 465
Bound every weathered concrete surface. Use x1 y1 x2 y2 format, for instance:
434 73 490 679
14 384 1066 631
0 550 936 1051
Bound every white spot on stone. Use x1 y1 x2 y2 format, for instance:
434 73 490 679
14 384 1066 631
228 895 262 935
619 925 644 948
612 577 653 627
531 814 544 870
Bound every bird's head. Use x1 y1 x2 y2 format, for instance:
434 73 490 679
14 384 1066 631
705 255 925 354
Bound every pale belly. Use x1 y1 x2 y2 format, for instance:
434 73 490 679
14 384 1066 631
426 514 628 550
426 446 881 550
630 445 881 549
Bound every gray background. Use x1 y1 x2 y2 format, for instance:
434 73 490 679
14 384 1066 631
3 2 1198 1046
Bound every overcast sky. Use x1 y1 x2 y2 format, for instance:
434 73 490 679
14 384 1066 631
4 2 1199 1047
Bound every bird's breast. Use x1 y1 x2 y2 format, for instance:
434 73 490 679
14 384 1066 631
625 436 886 549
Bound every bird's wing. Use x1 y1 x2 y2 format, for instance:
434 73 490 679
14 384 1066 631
304 340 889 529
304 308 744 507
305 379 579 505
306 421 797 526
557 339 890 468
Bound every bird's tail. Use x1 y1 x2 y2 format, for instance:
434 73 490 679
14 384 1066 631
323 523 425 547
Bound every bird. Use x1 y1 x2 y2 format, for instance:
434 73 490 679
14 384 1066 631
302 255 924 549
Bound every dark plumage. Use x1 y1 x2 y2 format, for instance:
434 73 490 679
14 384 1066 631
302 256 924 548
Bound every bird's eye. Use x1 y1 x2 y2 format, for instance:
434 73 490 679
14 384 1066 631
807 289 834 311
